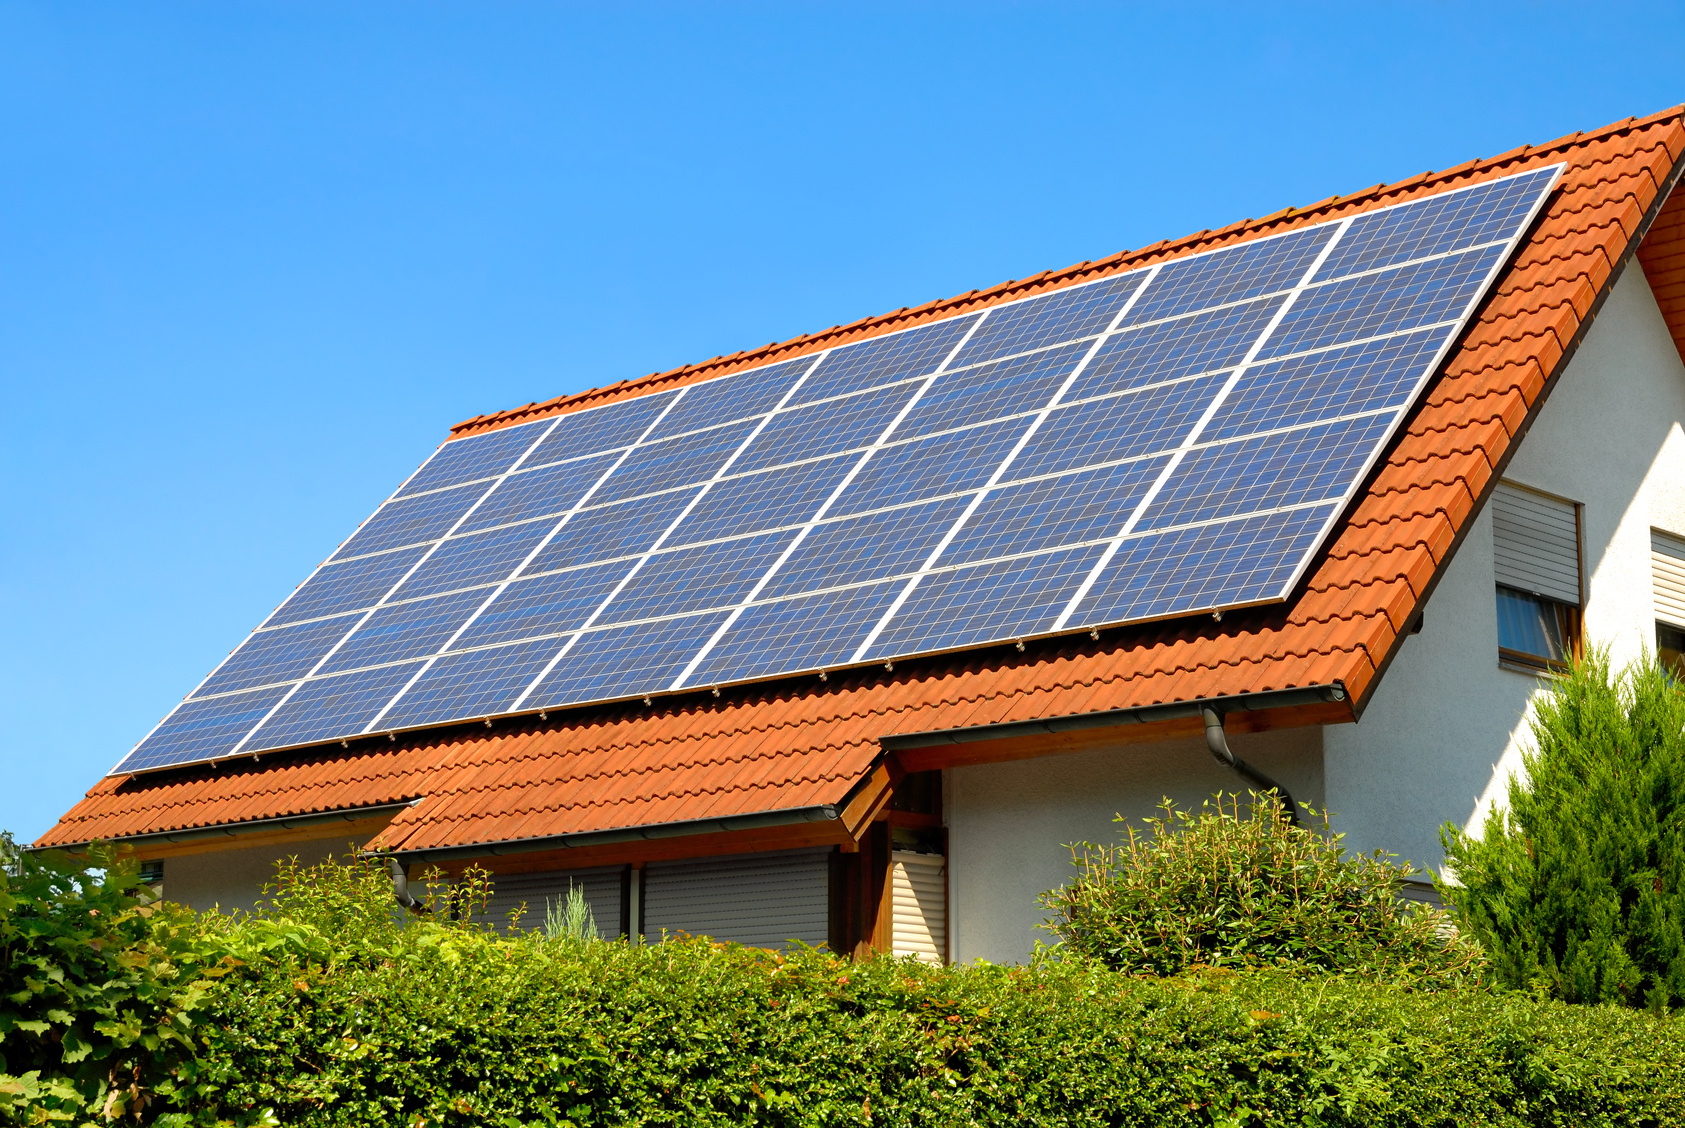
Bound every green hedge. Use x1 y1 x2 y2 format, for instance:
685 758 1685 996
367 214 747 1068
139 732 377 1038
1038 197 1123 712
8 851 1685 1127
181 857 1685 1128
189 930 1685 1128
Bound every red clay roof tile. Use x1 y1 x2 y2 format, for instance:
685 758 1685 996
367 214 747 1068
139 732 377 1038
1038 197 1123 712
38 108 1685 855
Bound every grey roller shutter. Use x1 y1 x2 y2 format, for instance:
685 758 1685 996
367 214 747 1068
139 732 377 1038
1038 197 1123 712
1492 483 1580 604
642 848 829 950
890 851 946 964
475 866 622 936
1654 531 1685 629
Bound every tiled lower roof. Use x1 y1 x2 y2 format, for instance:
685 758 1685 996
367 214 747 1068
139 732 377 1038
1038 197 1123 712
38 108 1685 854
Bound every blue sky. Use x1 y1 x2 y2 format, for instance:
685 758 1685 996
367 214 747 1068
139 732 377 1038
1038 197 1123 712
3 2 1682 842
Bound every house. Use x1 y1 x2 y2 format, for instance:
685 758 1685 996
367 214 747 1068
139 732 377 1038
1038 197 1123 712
36 107 1685 965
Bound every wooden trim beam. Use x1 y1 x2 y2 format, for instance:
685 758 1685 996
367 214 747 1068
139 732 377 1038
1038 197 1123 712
894 702 1351 773
419 819 854 879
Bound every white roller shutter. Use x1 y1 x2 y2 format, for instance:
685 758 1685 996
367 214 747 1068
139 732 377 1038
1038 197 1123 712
890 851 946 964
1492 483 1580 604
475 866 622 936
1654 531 1685 629
642 848 829 950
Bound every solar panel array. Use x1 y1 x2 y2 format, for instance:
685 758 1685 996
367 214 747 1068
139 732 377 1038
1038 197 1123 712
115 165 1561 774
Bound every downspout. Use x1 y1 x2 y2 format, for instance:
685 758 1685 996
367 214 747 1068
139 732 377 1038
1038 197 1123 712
1201 707 1301 827
384 856 430 914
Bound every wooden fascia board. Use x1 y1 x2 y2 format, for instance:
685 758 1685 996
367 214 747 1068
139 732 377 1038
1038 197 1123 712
837 758 903 840
893 701 1350 774
416 819 854 878
74 814 403 863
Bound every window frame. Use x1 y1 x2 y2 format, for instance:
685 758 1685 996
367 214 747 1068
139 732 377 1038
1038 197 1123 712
1492 481 1583 676
1651 529 1685 679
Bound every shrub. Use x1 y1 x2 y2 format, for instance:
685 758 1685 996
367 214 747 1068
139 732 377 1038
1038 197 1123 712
544 883 600 943
9 851 1685 1126
1442 649 1685 1010
0 842 230 1125
187 858 1684 1126
1041 792 1481 983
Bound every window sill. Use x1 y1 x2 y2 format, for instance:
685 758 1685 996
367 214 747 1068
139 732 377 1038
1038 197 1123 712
1497 650 1568 678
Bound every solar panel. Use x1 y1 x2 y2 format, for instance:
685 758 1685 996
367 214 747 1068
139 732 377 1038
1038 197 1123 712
115 164 1561 775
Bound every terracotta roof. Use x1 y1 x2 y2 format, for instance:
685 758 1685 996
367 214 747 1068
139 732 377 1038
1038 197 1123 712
38 107 1685 855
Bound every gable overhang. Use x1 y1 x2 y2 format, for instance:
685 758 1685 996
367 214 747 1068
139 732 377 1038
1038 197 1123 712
1350 134 1685 713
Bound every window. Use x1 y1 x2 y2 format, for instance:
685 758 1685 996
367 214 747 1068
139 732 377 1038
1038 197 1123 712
1652 530 1685 678
1492 483 1581 672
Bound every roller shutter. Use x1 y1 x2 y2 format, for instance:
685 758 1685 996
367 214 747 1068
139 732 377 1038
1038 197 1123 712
642 848 829 950
1492 483 1580 605
475 866 623 936
1654 531 1685 629
890 851 946 964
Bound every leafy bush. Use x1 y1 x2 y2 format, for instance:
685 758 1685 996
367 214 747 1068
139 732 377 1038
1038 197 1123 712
1041 793 1481 983
1442 649 1685 1011
0 843 232 1125
6 849 1685 1126
186 863 1685 1127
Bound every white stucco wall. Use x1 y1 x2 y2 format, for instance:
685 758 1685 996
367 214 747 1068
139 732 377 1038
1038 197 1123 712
160 832 360 915
1324 265 1685 876
945 725 1324 964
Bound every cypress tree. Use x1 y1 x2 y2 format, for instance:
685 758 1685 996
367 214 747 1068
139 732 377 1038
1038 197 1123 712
1441 649 1685 1010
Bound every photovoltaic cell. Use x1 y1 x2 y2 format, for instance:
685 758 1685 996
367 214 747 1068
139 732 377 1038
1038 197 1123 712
115 166 1558 774
898 341 1088 439
1260 244 1504 360
733 381 921 475
792 315 981 406
397 421 544 498
333 481 487 560
829 416 1034 518
378 638 564 730
265 546 429 627
528 612 732 710
1071 504 1338 625
646 357 811 441
760 496 972 599
457 452 617 534
593 420 758 505
864 544 1108 660
951 274 1142 367
1313 167 1557 283
1204 326 1451 442
390 521 555 601
942 457 1169 567
522 392 675 470
1137 415 1393 532
1068 296 1282 402
452 560 638 651
245 662 427 753
1006 372 1225 482
665 455 853 548
685 581 905 686
1120 225 1334 327
124 686 291 771
595 530 799 626
195 613 360 696
521 488 702 576
316 588 488 674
